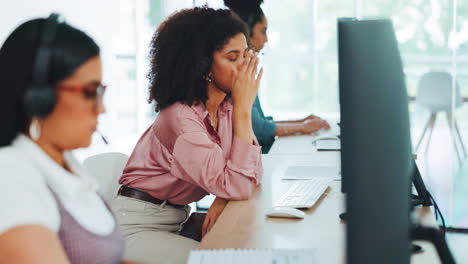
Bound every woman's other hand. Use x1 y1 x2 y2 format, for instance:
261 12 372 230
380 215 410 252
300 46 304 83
201 197 228 238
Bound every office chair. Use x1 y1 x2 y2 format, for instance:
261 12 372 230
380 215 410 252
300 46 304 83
415 71 466 162
83 152 129 203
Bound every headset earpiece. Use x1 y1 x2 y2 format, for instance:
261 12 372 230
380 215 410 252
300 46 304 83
23 13 60 118
23 84 57 118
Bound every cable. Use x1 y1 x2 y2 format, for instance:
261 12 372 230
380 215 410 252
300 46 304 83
428 192 446 237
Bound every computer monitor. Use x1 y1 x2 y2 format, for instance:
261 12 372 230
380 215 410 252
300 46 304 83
340 159 432 215
338 18 412 264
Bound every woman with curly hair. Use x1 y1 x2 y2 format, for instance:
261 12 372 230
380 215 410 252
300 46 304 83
111 6 263 264
224 0 330 153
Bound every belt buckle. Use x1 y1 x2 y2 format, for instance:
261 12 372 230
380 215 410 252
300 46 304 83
118 185 124 196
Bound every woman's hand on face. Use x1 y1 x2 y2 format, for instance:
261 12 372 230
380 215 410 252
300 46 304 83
231 50 263 111
201 197 228 238
300 119 331 134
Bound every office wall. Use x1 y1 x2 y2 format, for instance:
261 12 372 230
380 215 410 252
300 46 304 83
0 0 134 159
0 0 119 86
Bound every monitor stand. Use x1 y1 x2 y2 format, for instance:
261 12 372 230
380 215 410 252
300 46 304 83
339 195 428 221
338 213 429 255
411 226 456 263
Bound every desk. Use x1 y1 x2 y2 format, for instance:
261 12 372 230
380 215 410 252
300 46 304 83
268 120 341 155
268 134 318 155
199 137 441 263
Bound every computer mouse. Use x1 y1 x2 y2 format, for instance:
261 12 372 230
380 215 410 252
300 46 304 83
266 206 305 219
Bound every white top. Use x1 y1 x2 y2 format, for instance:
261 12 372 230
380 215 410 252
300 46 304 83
0 134 115 235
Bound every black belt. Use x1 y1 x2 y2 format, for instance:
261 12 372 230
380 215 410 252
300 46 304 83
118 185 185 208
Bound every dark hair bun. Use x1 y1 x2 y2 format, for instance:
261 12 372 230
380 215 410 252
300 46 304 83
224 0 264 12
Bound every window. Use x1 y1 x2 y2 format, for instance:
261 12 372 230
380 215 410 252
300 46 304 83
261 0 354 119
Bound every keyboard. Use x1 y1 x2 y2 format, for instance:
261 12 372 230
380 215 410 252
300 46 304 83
188 248 318 264
274 178 332 208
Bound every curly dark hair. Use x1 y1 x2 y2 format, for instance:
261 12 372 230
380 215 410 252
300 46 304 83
224 0 265 36
147 6 248 111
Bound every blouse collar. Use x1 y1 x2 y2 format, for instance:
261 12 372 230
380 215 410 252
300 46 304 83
12 134 99 200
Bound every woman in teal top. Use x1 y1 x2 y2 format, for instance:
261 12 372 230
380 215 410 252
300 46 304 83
224 0 330 153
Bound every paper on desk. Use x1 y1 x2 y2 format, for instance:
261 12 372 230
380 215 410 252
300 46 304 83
316 139 341 151
282 166 341 180
187 248 318 264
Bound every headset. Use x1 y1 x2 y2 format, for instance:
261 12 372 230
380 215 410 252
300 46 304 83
23 13 61 118
21 14 110 144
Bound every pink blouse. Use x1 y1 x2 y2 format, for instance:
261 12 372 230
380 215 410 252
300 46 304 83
119 100 263 205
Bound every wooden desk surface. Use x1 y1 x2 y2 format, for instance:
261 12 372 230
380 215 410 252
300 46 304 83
200 154 346 263
200 139 442 263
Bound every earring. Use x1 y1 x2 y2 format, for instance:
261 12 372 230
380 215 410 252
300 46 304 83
29 118 41 141
206 73 213 83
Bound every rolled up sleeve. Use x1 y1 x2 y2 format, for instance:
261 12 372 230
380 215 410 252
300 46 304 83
170 133 263 200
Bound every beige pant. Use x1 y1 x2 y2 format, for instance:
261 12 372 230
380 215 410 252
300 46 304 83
111 195 199 264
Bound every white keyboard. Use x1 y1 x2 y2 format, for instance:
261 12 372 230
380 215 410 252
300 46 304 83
274 178 332 208
188 248 318 264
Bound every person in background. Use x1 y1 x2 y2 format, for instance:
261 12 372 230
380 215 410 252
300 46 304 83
224 0 331 153
0 14 136 264
111 6 263 264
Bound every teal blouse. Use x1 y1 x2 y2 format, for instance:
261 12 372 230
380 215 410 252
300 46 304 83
252 96 276 153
